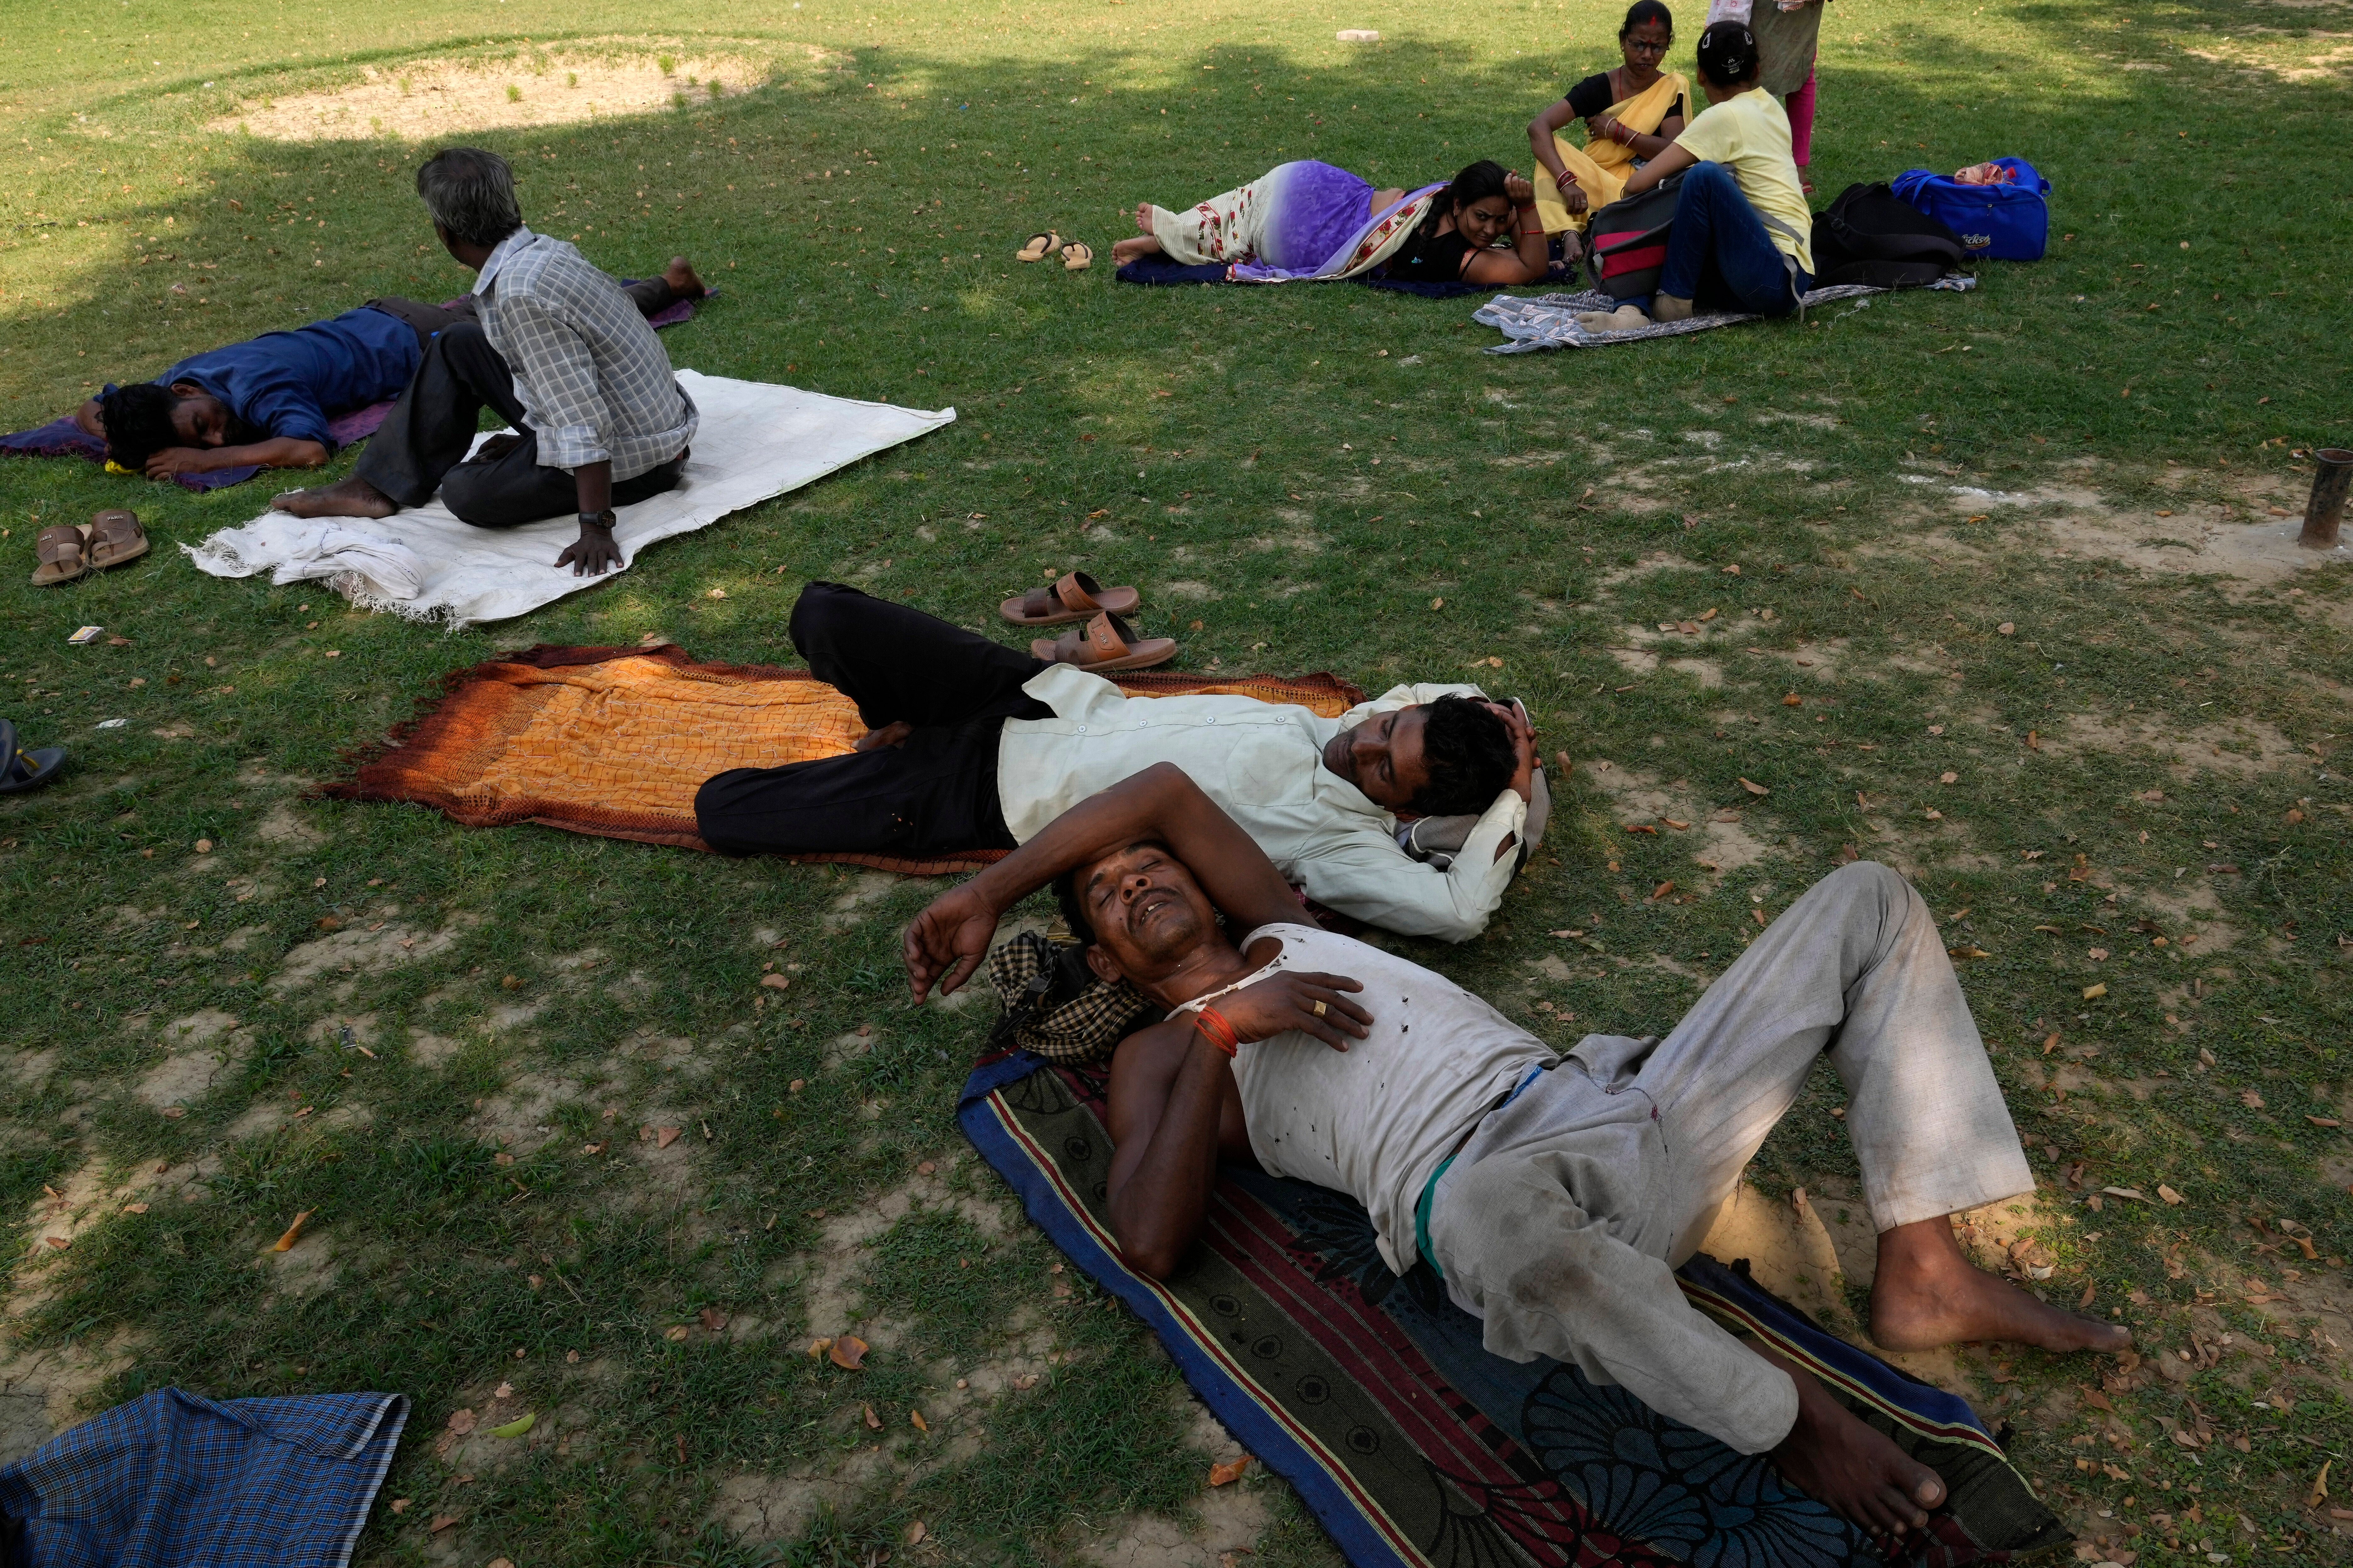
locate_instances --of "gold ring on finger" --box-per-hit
[1312,1000,1328,1018]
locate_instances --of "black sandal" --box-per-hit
[0,718,67,795]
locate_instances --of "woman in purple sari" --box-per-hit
[1110,160,1555,286]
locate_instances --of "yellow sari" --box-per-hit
[1533,70,1690,234]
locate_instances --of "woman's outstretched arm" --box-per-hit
[1526,98,1583,195]
[1622,140,1697,197]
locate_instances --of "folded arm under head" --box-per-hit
[90,382,329,480]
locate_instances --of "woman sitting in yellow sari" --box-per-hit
[1525,1,1690,239]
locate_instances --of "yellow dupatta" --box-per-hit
[1533,70,1690,234]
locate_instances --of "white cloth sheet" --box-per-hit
[183,371,955,627]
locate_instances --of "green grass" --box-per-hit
[3,0,2350,1563]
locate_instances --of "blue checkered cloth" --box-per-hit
[0,1388,408,1568]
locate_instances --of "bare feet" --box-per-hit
[1759,1344,1946,1548]
[853,720,915,752]
[270,476,396,519]
[1869,1217,2134,1355]
[1133,201,1154,236]
[663,256,708,301]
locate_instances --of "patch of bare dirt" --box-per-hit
[1578,762,1773,877]
[1935,477,2347,585]
[210,40,827,142]
[133,1010,253,1111]
[2042,711,2314,784]
[823,871,907,933]
[269,912,469,1001]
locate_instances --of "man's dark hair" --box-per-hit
[1051,868,1097,949]
[1410,695,1518,816]
[1694,19,1760,87]
[97,382,180,470]
[1620,0,1673,40]
[416,146,524,248]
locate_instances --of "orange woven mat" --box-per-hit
[321,644,1368,873]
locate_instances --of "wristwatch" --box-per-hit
[578,509,617,529]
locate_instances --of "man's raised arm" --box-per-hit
[902,762,1303,1003]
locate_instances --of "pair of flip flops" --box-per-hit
[999,570,1174,672]
[0,718,66,796]
[34,510,148,586]
[1016,231,1093,271]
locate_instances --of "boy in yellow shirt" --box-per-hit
[1578,20,1815,330]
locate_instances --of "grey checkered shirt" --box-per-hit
[473,228,696,480]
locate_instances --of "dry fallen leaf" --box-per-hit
[2157,1184,2185,1205]
[2240,1089,2264,1110]
[760,972,791,991]
[699,1307,731,1333]
[863,1403,883,1430]
[664,1326,691,1343]
[911,1408,929,1432]
[1210,1457,1251,1487]
[2082,983,2108,1000]
[831,1334,870,1370]
[446,1408,478,1435]
[2310,1115,2343,1129]
[122,1202,149,1215]
[272,1210,314,1253]
[655,1126,682,1149]
[1738,777,1769,796]
[1013,1373,1039,1389]
[906,1521,929,1546]
[2103,1186,2149,1202]
[428,1514,459,1533]
[388,1497,410,1514]
[1649,880,1676,902]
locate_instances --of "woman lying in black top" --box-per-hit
[1374,162,1553,286]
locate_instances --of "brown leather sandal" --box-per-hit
[85,509,149,571]
[1031,611,1176,673]
[32,524,90,587]
[1000,569,1142,626]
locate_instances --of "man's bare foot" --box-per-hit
[1110,235,1164,265]
[270,477,396,519]
[663,256,708,301]
[853,720,914,752]
[1869,1216,2134,1355]
[1760,1346,1947,1546]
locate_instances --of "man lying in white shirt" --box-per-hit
[696,582,1535,940]
[900,771,2130,1550]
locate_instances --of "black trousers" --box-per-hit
[361,277,679,351]
[351,318,682,528]
[694,583,1051,857]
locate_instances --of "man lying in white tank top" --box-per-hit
[902,763,2130,1551]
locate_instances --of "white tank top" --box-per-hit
[1177,924,1556,1274]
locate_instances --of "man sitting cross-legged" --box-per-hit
[695,581,1538,941]
[902,766,2129,1545]
[273,146,699,578]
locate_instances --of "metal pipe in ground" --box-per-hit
[2302,447,2352,550]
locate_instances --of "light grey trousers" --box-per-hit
[1426,861,2034,1455]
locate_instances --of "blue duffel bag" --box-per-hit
[1891,158,2051,261]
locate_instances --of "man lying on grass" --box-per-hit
[698,583,1538,941]
[81,259,705,481]
[902,766,2129,1546]
[273,146,699,576]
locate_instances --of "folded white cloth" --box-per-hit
[184,371,955,627]
[264,522,430,601]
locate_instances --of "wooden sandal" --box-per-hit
[1032,611,1176,673]
[1000,570,1141,626]
[1016,231,1061,263]
[85,509,149,572]
[1060,240,1094,272]
[32,524,90,587]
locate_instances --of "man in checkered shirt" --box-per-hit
[274,147,699,576]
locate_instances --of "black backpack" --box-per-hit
[1581,172,1686,300]
[1810,182,1966,289]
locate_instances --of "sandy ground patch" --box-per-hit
[1077,1400,1266,1568]
[824,871,907,933]
[268,911,468,1000]
[1927,475,2349,585]
[132,1009,253,1111]
[209,41,824,142]
[1578,761,1772,877]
